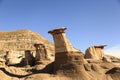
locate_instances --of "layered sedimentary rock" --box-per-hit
[48,27,89,79]
[5,50,24,65]
[48,28,75,53]
[24,50,35,67]
[0,28,120,80]
[84,45,106,59]
[0,30,54,65]
[34,43,48,64]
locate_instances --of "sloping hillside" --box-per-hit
[0,29,54,52]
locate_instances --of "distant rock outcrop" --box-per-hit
[84,45,106,59]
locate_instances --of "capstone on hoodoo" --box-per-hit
[48,27,89,79]
[84,45,106,60]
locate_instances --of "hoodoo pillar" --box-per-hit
[48,27,73,53]
[34,43,47,64]
[48,28,86,76]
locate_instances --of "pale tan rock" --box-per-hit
[48,27,77,53]
[103,56,112,62]
[86,59,102,63]
[85,45,106,60]
[34,43,48,62]
[0,30,54,66]
[48,27,84,65]
[0,58,6,67]
[106,55,120,63]
[0,28,120,80]
[24,50,35,67]
[0,30,54,62]
[5,51,24,65]
[106,67,120,80]
[48,28,90,80]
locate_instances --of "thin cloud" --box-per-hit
[105,45,120,58]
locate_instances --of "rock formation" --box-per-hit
[34,43,48,64]
[0,30,54,65]
[48,27,76,53]
[0,50,6,65]
[5,50,24,65]
[24,50,35,67]
[0,28,120,80]
[84,45,106,59]
[48,27,89,79]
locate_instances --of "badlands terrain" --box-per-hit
[0,28,120,80]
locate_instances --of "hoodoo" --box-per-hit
[0,28,120,80]
[34,43,48,64]
[85,45,106,59]
[48,27,89,79]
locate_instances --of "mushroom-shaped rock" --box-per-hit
[84,45,106,60]
[48,27,89,79]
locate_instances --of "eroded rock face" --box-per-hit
[24,50,35,67]
[34,43,48,63]
[0,30,54,52]
[103,56,112,62]
[0,30,54,65]
[106,67,120,80]
[48,28,89,79]
[5,51,24,65]
[0,50,6,62]
[48,27,83,63]
[48,28,76,53]
[0,28,120,80]
[84,45,106,60]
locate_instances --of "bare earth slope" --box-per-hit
[0,29,120,80]
[0,30,54,62]
[0,29,54,52]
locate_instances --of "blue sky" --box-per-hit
[0,0,120,55]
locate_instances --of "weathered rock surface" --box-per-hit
[34,43,48,63]
[0,28,120,80]
[102,56,112,62]
[48,27,79,53]
[0,30,54,65]
[84,45,106,59]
